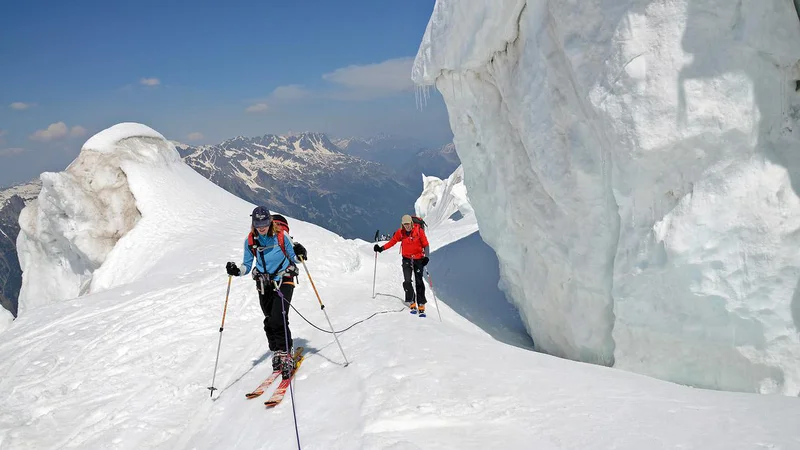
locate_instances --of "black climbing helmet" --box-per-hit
[251,206,272,228]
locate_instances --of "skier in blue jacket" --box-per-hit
[226,206,308,379]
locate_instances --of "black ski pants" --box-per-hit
[401,257,426,305]
[255,276,295,352]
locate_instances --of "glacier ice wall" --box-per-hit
[414,0,800,394]
[16,123,180,314]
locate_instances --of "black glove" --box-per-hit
[373,244,383,253]
[420,256,429,267]
[293,243,307,261]
[226,261,241,276]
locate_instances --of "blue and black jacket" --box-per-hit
[240,231,300,281]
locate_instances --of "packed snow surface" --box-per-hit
[413,0,800,394]
[0,309,11,334]
[1,124,799,449]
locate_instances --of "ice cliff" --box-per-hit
[413,0,800,394]
[15,123,225,315]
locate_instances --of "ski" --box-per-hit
[264,350,306,408]
[245,347,303,399]
[245,371,280,399]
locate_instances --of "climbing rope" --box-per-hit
[278,295,406,335]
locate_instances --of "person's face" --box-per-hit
[256,225,270,235]
[402,222,412,231]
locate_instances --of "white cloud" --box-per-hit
[30,122,68,142]
[271,84,312,100]
[140,77,161,86]
[247,57,415,107]
[10,102,36,110]
[0,147,25,157]
[321,57,415,99]
[245,103,269,113]
[187,132,204,141]
[70,126,87,138]
[29,122,87,142]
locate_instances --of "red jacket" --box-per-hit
[383,224,429,260]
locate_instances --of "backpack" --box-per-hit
[411,216,427,230]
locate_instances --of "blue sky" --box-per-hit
[0,0,451,187]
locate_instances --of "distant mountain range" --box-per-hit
[0,182,41,317]
[331,134,459,184]
[174,132,422,240]
[0,132,459,317]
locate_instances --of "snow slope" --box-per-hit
[0,309,11,333]
[413,0,800,394]
[1,125,799,449]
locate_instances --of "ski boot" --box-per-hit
[272,350,287,372]
[418,304,426,318]
[409,302,418,315]
[280,349,296,380]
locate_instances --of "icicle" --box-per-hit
[414,84,432,110]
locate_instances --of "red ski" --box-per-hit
[245,347,303,399]
[264,350,305,408]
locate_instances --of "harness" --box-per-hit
[247,231,298,291]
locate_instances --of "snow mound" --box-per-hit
[414,0,800,394]
[15,123,219,315]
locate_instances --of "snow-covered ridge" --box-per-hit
[414,0,800,394]
[0,180,40,207]
[217,132,342,156]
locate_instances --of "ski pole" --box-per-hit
[299,258,350,366]
[208,275,233,397]
[273,280,301,450]
[425,270,443,322]
[372,251,378,299]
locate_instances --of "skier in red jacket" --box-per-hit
[374,214,430,315]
